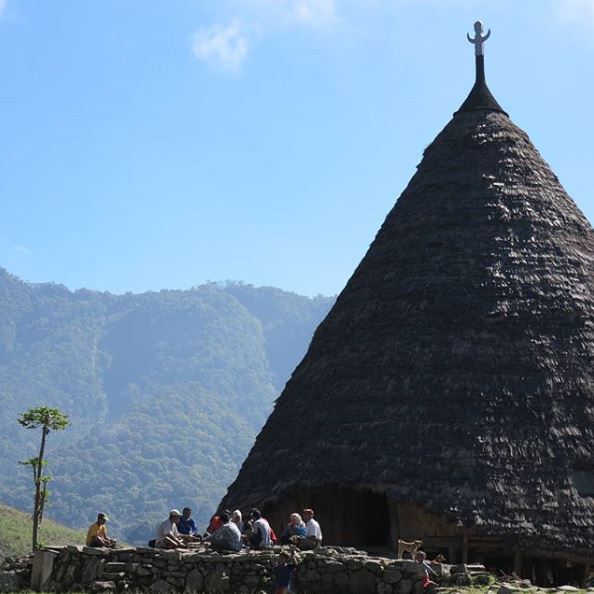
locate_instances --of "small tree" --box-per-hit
[18,406,70,550]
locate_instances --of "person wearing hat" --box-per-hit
[86,513,117,548]
[155,509,185,549]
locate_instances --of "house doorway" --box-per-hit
[265,487,391,547]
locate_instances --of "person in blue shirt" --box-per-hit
[279,513,306,545]
[177,507,199,540]
[273,549,300,594]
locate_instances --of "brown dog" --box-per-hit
[431,554,446,564]
[396,539,423,559]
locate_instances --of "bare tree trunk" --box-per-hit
[32,425,48,550]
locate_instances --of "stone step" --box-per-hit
[99,572,126,581]
[104,562,128,572]
[89,581,116,592]
[450,563,487,575]
[83,546,108,556]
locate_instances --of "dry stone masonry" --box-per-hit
[0,555,32,593]
[26,545,464,593]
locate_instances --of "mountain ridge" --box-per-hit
[0,267,334,543]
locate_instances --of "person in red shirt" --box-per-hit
[415,551,438,590]
[206,510,231,536]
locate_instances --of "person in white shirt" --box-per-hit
[249,508,272,549]
[155,509,185,549]
[302,508,323,549]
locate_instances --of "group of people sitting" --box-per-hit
[85,510,436,594]
[85,506,323,553]
[278,510,322,549]
[151,506,323,552]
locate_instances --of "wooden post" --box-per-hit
[387,497,399,550]
[579,563,590,588]
[462,531,469,564]
[534,558,548,586]
[448,541,456,565]
[513,548,523,577]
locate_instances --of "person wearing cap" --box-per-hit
[155,509,185,549]
[86,513,117,548]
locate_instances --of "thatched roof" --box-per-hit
[221,49,594,558]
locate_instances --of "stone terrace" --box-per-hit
[32,545,453,593]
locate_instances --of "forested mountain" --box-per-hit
[0,268,333,543]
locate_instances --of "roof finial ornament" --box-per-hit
[467,20,491,56]
[456,20,506,115]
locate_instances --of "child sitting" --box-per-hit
[273,549,300,594]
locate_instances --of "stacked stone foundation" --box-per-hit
[34,545,441,593]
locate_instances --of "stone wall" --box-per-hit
[0,555,32,592]
[40,545,442,594]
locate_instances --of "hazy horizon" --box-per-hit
[0,265,334,298]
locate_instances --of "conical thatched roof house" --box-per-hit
[221,23,594,582]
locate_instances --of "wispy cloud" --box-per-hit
[191,0,525,73]
[14,244,31,255]
[292,0,337,27]
[552,0,594,31]
[0,0,7,16]
[192,21,249,72]
[191,0,338,72]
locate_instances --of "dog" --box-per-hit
[396,539,423,559]
[430,554,446,565]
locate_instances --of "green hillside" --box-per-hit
[0,270,333,543]
[0,503,84,558]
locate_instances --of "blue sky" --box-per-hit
[0,0,592,297]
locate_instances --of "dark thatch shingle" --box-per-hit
[221,62,594,558]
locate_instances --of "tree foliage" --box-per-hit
[0,269,333,542]
[17,406,70,550]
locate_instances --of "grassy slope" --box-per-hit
[0,503,84,557]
